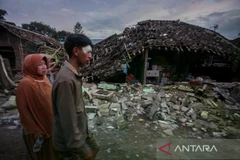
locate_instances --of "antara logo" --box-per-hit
[158,142,172,156]
[158,142,218,156]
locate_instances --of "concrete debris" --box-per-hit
[147,104,158,120]
[92,90,114,99]
[163,129,174,136]
[99,109,109,116]
[178,85,194,92]
[7,126,18,130]
[109,103,121,116]
[177,116,187,123]
[121,102,128,110]
[172,105,180,110]
[185,108,195,116]
[212,132,227,137]
[180,106,189,112]
[230,86,240,102]
[0,96,16,109]
[98,83,117,90]
[106,126,114,129]
[4,89,10,94]
[0,81,239,138]
[87,113,96,120]
[161,102,168,108]
[201,128,207,132]
[214,87,237,104]
[85,106,98,113]
[208,122,219,130]
[76,79,240,136]
[192,128,198,132]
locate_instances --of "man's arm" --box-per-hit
[55,81,82,149]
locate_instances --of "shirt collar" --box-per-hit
[64,61,82,76]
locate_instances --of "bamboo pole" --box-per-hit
[0,55,16,88]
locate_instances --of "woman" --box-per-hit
[16,54,55,160]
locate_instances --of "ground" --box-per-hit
[0,124,23,160]
[1,115,239,160]
[1,82,240,160]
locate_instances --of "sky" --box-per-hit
[1,0,240,40]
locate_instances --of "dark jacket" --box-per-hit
[52,62,88,152]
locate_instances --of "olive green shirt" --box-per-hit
[52,61,88,152]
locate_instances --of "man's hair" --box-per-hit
[64,34,93,57]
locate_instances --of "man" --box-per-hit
[52,34,100,160]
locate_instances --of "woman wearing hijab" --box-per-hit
[16,54,55,160]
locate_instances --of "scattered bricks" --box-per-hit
[163,129,174,137]
[172,105,180,110]
[85,106,98,113]
[99,108,109,116]
[185,108,195,116]
[180,106,189,112]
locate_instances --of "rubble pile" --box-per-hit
[0,81,239,138]
[83,82,240,138]
[0,95,20,129]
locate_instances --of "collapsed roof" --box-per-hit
[82,20,240,79]
[0,21,62,47]
[231,37,240,48]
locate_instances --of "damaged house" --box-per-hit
[0,21,66,89]
[82,20,240,84]
[232,37,240,48]
[231,37,240,81]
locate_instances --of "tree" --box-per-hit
[52,30,72,42]
[0,9,7,20]
[21,21,57,37]
[73,22,84,34]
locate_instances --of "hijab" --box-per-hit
[16,54,53,137]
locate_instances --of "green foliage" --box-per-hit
[73,22,84,34]
[52,30,71,42]
[21,21,73,41]
[22,21,57,37]
[45,51,60,63]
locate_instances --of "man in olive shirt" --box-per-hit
[52,34,99,160]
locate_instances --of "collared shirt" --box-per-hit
[64,61,81,76]
[52,61,88,151]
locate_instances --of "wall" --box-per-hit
[0,27,22,70]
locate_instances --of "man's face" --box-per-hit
[73,45,92,66]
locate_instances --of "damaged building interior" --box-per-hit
[0,21,66,90]
[83,20,240,84]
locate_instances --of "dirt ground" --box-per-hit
[0,115,235,160]
[0,95,239,160]
[0,120,240,160]
[0,125,23,160]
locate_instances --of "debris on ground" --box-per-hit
[0,81,240,138]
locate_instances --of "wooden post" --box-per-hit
[143,49,148,85]
[0,55,16,89]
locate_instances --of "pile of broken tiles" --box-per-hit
[0,81,239,138]
[83,81,240,138]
